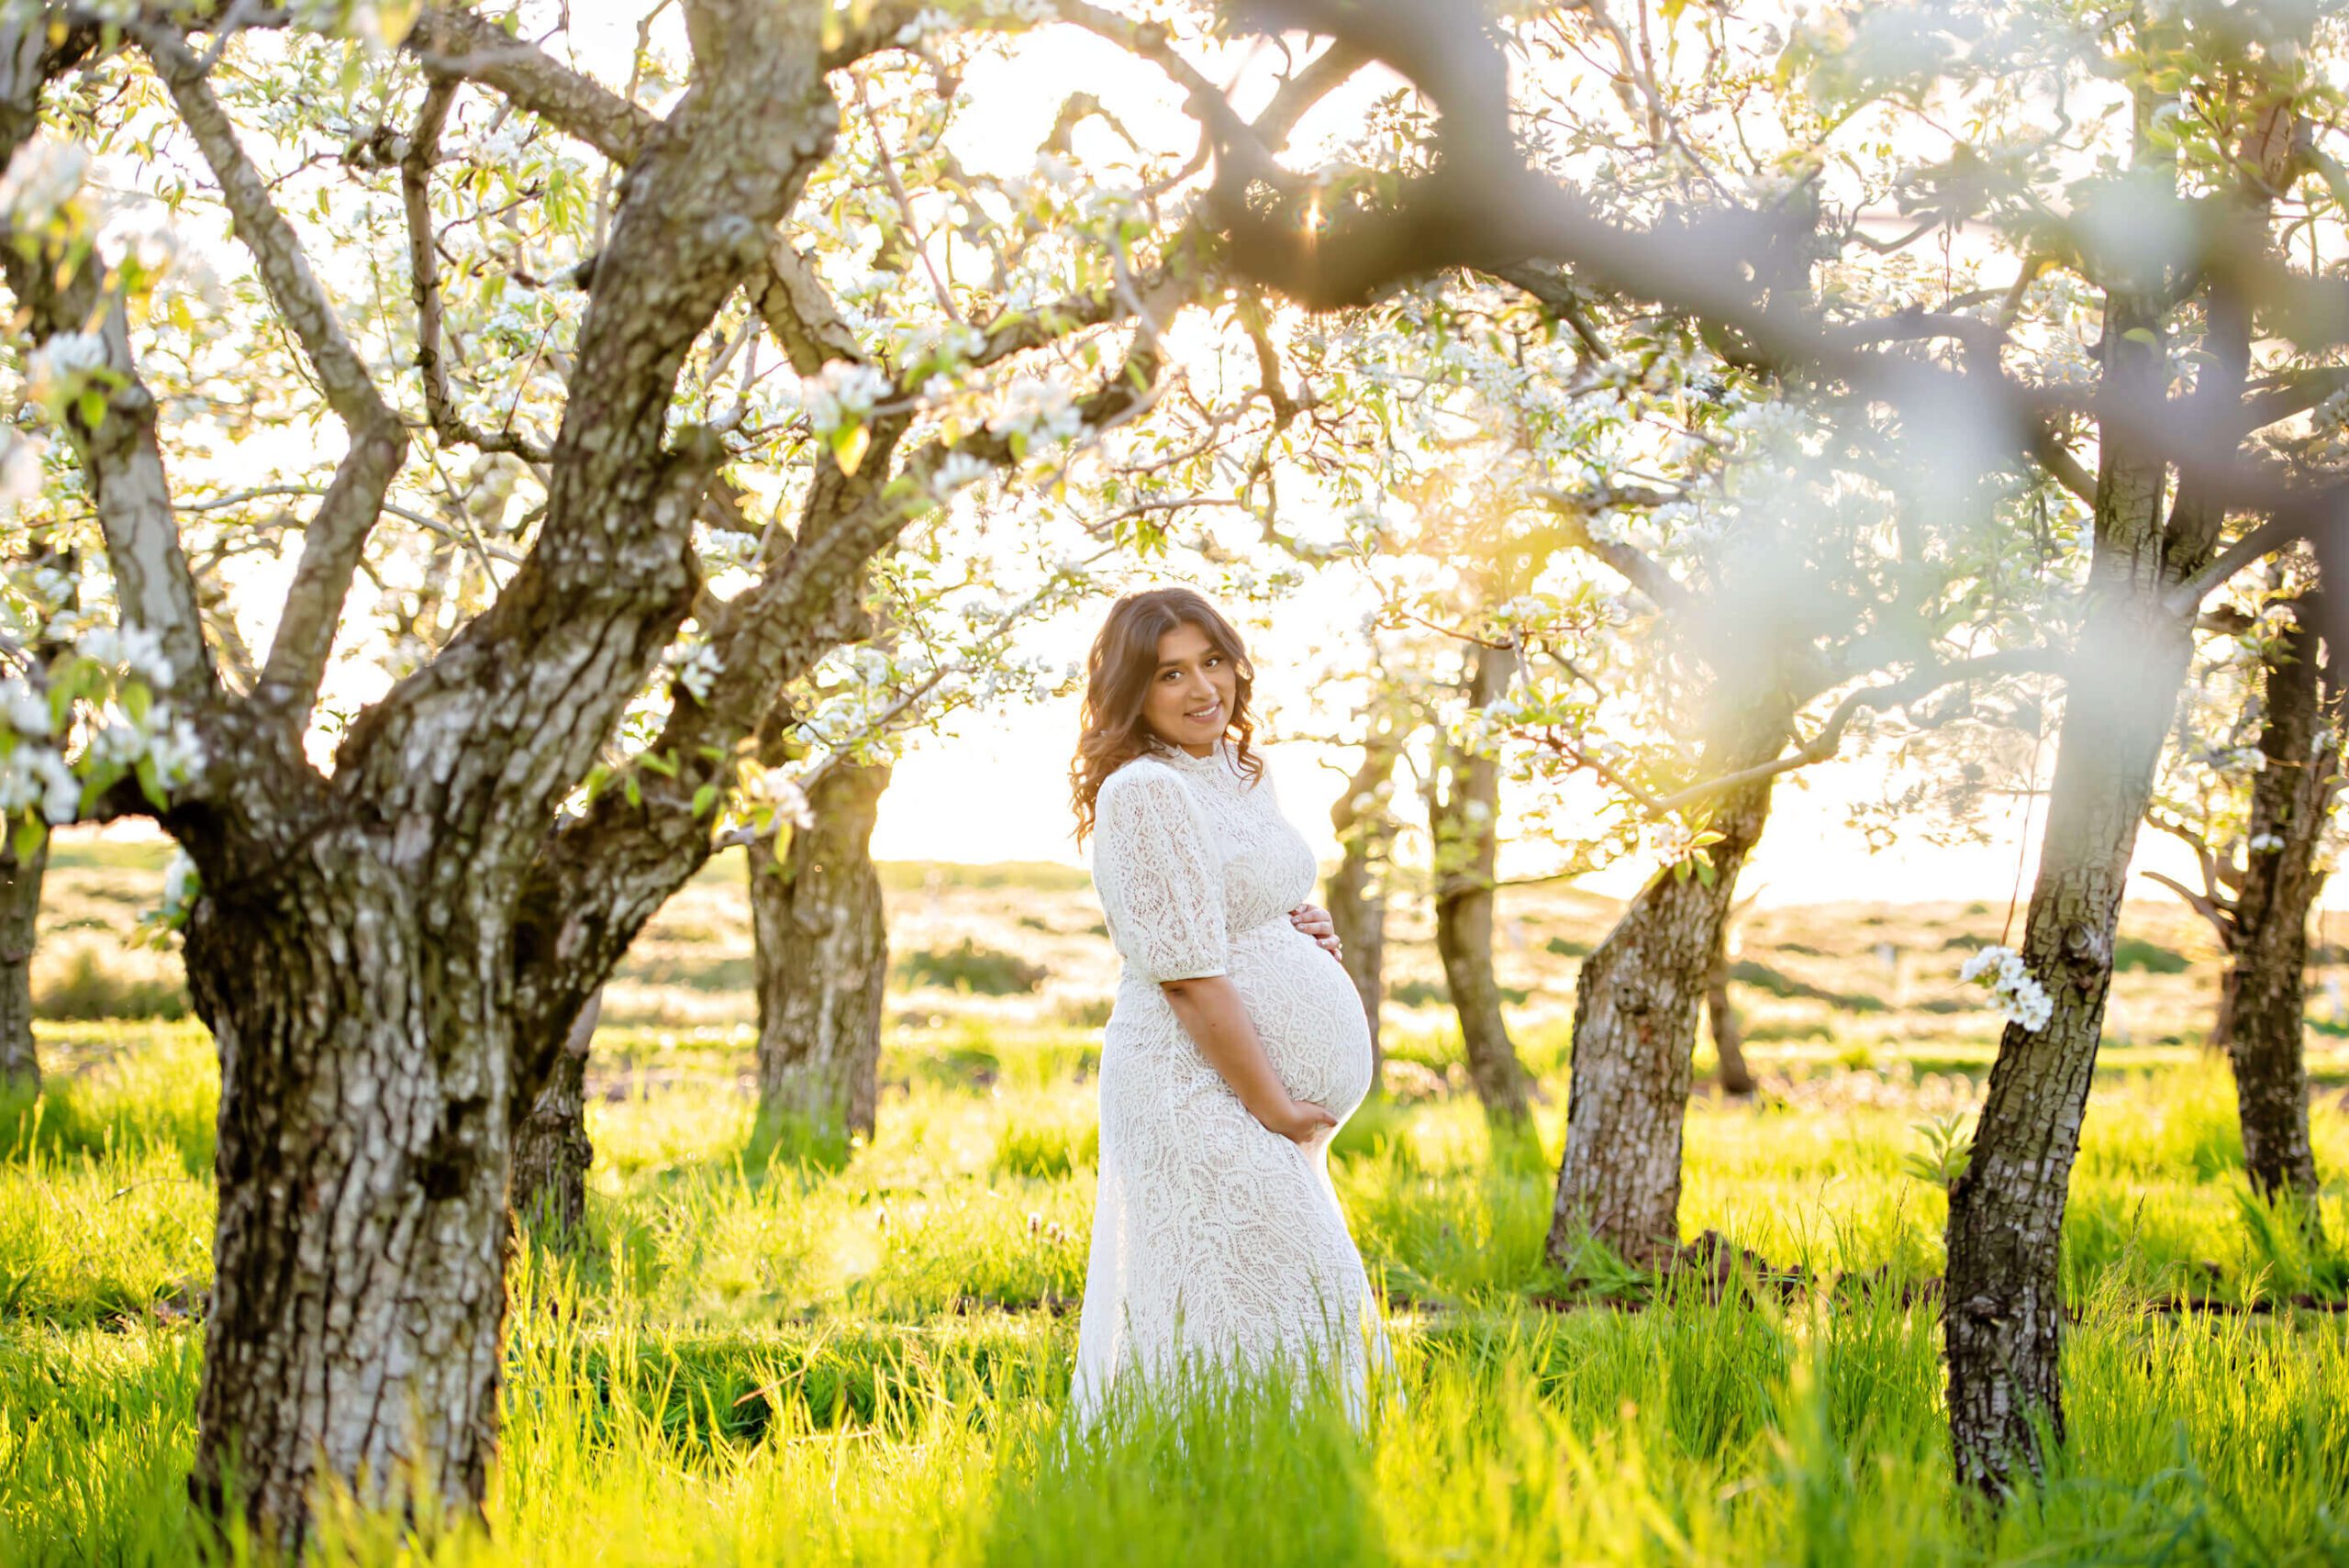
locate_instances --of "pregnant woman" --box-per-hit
[1066,586,1392,1423]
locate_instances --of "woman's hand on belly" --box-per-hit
[1287,902,1344,963]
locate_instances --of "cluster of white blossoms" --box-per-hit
[0,735,76,823]
[665,641,721,705]
[799,360,895,437]
[927,450,994,505]
[986,374,1083,449]
[0,620,205,826]
[0,135,87,228]
[27,329,108,402]
[1958,943,2054,1032]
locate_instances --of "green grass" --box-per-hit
[5,1018,2348,1563]
[9,870,2349,1567]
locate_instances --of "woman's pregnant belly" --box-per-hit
[1225,917,1374,1122]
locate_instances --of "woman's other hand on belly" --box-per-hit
[1287,902,1344,963]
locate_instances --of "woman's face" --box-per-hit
[1141,620,1237,756]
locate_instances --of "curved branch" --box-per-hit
[400,75,553,462]
[1648,647,2065,815]
[140,22,408,714]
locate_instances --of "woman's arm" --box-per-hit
[1160,975,1337,1146]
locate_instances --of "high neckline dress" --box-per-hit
[1072,735,1393,1422]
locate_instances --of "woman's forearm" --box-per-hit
[1160,974,1310,1131]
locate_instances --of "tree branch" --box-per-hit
[400,74,553,462]
[1647,647,2064,815]
[0,21,213,710]
[141,21,408,715]
[1533,484,1694,614]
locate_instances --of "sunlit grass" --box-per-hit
[6,967,2349,1562]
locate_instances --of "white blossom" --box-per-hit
[0,136,86,228]
[0,744,78,824]
[159,847,199,921]
[0,432,46,506]
[0,678,48,737]
[28,330,107,397]
[1958,943,2054,1032]
[986,374,1083,448]
[799,360,894,437]
[929,451,992,500]
[670,643,720,704]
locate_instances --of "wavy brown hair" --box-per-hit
[1070,586,1265,845]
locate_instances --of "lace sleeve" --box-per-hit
[1092,764,1229,983]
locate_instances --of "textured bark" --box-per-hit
[1327,728,1402,1084]
[1548,763,1774,1265]
[510,992,600,1240]
[0,826,43,1097]
[1427,645,1531,1125]
[1943,284,2199,1494]
[2224,604,2331,1207]
[1706,931,1754,1097]
[1943,55,2301,1486]
[753,761,892,1141]
[182,857,515,1541]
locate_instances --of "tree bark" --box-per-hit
[1547,765,1773,1266]
[1328,726,1402,1086]
[1943,279,2200,1494]
[1427,644,1532,1126]
[0,825,43,1098]
[1706,927,1754,1096]
[509,992,600,1240]
[753,760,892,1142]
[181,859,516,1540]
[2223,601,2331,1207]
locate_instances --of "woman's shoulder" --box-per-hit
[1097,751,1185,803]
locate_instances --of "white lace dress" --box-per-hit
[1071,736,1391,1421]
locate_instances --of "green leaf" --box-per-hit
[691,784,718,818]
[12,813,44,863]
[831,423,872,475]
[2122,327,2159,346]
[622,773,641,808]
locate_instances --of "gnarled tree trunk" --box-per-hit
[1427,644,1531,1125]
[753,760,892,1141]
[2224,600,2331,1207]
[183,853,519,1537]
[510,991,600,1239]
[1547,762,1774,1266]
[1328,725,1402,1085]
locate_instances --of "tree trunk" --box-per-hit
[1547,769,1773,1266]
[181,859,517,1540]
[1428,644,1531,1126]
[2209,963,2239,1053]
[509,992,600,1240]
[1328,727,1402,1086]
[0,826,43,1098]
[1706,929,1754,1096]
[2223,602,2331,1207]
[1943,284,2197,1494]
[753,760,892,1141]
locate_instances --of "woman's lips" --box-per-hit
[1186,698,1222,722]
